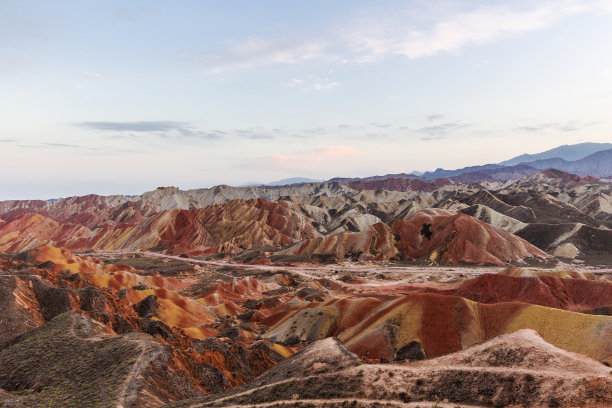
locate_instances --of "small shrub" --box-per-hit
[398,391,411,402]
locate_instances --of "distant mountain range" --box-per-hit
[237,143,612,188]
[328,143,612,185]
[241,177,323,187]
[419,143,612,180]
[499,142,612,166]
[520,148,612,175]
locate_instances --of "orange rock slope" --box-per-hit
[0,246,295,401]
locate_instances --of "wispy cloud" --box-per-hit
[42,142,82,148]
[233,128,275,140]
[15,142,105,151]
[427,114,445,122]
[513,121,600,133]
[206,1,608,72]
[79,121,185,132]
[83,71,102,79]
[0,139,15,143]
[76,121,301,141]
[420,136,447,141]
[344,2,598,62]
[76,121,222,140]
[287,76,339,91]
[417,122,469,138]
[208,39,327,73]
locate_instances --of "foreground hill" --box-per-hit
[0,311,191,407]
[169,330,612,408]
[0,246,610,406]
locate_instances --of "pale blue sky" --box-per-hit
[1,0,611,199]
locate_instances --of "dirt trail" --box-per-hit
[219,399,482,407]
[83,250,492,285]
[67,314,158,408]
[186,363,595,408]
[115,335,162,408]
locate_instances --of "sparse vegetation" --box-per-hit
[0,312,141,408]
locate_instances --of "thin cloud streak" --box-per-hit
[208,39,328,73]
[77,121,222,140]
[427,114,445,122]
[417,122,469,136]
[83,71,102,79]
[78,121,187,132]
[287,77,340,91]
[513,121,601,133]
[207,0,608,72]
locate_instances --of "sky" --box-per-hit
[1,0,611,199]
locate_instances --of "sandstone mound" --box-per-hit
[430,328,608,370]
[275,222,397,262]
[460,204,527,233]
[254,337,358,385]
[392,209,551,265]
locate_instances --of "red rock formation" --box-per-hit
[0,199,320,255]
[391,208,550,265]
[356,272,612,312]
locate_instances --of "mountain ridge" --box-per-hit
[499,142,612,166]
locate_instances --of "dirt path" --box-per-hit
[219,398,482,407]
[83,250,493,284]
[185,362,595,408]
[114,334,163,408]
[67,313,153,408]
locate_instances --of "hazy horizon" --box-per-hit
[2,0,611,200]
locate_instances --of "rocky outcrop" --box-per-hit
[391,209,551,265]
